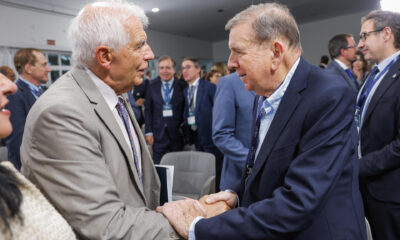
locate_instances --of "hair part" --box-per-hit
[67,0,149,67]
[158,55,176,68]
[182,57,201,68]
[13,48,42,74]
[225,3,301,49]
[328,34,353,59]
[362,10,400,49]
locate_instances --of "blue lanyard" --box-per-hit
[356,55,399,112]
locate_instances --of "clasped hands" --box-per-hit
[156,191,237,239]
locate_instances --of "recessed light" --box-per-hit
[152,8,160,13]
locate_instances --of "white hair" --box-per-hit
[68,0,148,67]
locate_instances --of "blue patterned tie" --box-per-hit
[32,86,44,98]
[345,68,358,88]
[115,97,142,185]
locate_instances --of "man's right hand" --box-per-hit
[145,135,154,145]
[205,191,237,209]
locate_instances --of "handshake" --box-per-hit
[156,191,237,239]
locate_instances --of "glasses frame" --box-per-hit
[359,27,386,42]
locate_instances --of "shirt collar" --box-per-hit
[161,78,174,87]
[263,57,301,111]
[376,50,400,72]
[334,59,349,70]
[189,77,200,88]
[19,76,40,91]
[84,67,120,110]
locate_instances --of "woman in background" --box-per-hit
[352,51,369,87]
[206,69,222,85]
[0,73,75,240]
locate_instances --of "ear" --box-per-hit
[95,46,113,70]
[270,41,284,71]
[24,64,32,75]
[382,26,392,42]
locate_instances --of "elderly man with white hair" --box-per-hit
[20,1,180,239]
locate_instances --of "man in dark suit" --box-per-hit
[182,57,223,190]
[212,73,255,190]
[356,10,400,240]
[157,3,366,240]
[5,48,50,170]
[128,77,148,127]
[327,34,359,92]
[145,56,185,164]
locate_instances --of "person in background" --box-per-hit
[157,3,366,239]
[20,1,179,239]
[211,62,229,76]
[356,9,400,240]
[0,66,16,82]
[5,48,50,170]
[205,69,222,85]
[145,56,186,164]
[352,51,369,87]
[128,76,148,127]
[0,73,75,240]
[318,55,329,69]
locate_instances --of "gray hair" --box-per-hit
[68,0,149,67]
[225,3,301,49]
[362,10,400,49]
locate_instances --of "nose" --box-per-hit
[46,64,51,73]
[144,44,155,61]
[0,74,17,96]
[357,40,364,49]
[228,53,238,70]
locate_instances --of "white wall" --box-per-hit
[0,4,213,65]
[211,11,370,65]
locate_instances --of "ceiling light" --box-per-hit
[380,0,400,12]
[152,8,160,13]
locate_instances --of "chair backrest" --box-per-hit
[160,151,215,199]
[0,146,8,161]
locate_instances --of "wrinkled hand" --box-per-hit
[156,199,206,239]
[204,191,237,209]
[198,194,231,218]
[145,135,154,145]
[136,98,145,107]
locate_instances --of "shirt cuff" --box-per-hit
[188,216,204,240]
[145,132,153,136]
[224,189,239,207]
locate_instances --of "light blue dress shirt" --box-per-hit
[19,77,42,99]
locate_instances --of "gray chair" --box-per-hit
[160,151,216,200]
[0,146,8,161]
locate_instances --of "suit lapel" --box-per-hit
[17,79,37,106]
[333,61,357,91]
[195,78,204,113]
[70,67,147,200]
[246,58,308,186]
[154,78,164,105]
[363,58,400,125]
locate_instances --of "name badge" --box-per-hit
[163,104,173,117]
[187,112,196,125]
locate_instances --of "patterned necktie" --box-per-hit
[115,97,142,185]
[356,66,380,114]
[33,86,44,98]
[189,85,195,112]
[345,68,358,88]
[164,82,170,103]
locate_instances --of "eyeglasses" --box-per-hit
[359,27,385,42]
[344,44,357,49]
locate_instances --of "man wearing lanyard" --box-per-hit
[182,57,223,191]
[356,10,400,240]
[5,48,50,170]
[145,56,186,164]
[157,3,366,239]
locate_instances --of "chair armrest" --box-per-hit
[200,176,216,197]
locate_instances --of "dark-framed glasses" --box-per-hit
[359,27,385,42]
[344,44,358,49]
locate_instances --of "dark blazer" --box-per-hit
[5,79,37,170]
[145,77,185,147]
[195,58,366,240]
[327,60,359,92]
[183,78,216,147]
[212,73,255,189]
[128,78,148,126]
[359,57,400,203]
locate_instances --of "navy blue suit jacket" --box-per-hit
[145,77,185,146]
[212,73,255,189]
[327,60,359,92]
[359,57,400,203]
[195,58,366,239]
[128,78,148,126]
[183,78,216,147]
[5,79,37,169]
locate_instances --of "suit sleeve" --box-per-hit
[212,78,249,163]
[23,103,177,240]
[359,95,400,177]
[195,81,358,239]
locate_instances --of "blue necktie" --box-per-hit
[115,97,142,185]
[345,68,358,88]
[356,66,380,114]
[164,82,170,103]
[33,86,44,98]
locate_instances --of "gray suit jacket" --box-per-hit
[326,60,358,92]
[21,66,179,239]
